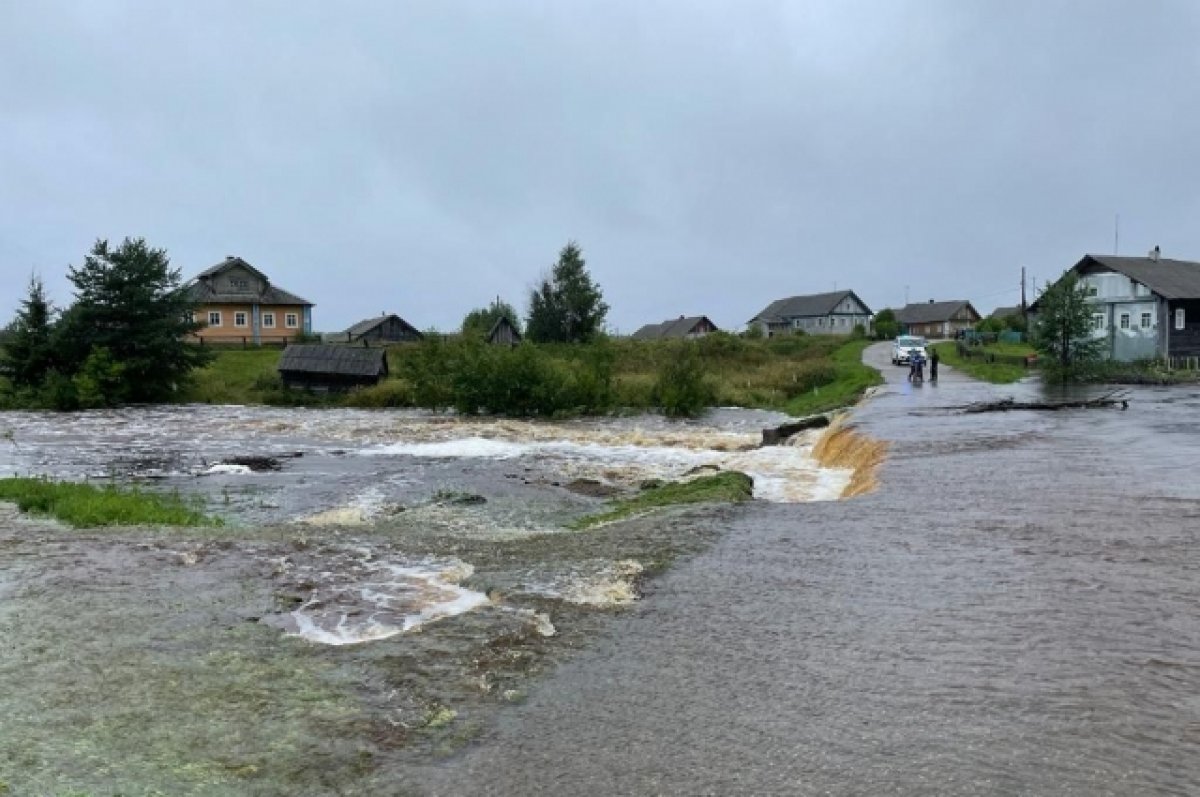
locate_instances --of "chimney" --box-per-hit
[928,299,935,304]
[1149,245,1161,261]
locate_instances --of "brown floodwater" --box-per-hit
[414,344,1200,796]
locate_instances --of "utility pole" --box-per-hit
[1114,213,1120,254]
[1020,266,1027,312]
[904,285,910,305]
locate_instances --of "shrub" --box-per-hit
[652,345,715,417]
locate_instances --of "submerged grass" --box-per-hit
[570,471,754,530]
[0,477,220,527]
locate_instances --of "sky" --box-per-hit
[3,0,1199,334]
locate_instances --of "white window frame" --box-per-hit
[184,310,195,324]
[1119,313,1130,329]
[1176,308,1186,330]
[1141,312,1152,328]
[234,311,248,328]
[1092,313,1106,331]
[285,312,299,329]
[208,311,222,327]
[262,312,276,329]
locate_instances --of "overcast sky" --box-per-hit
[3,1,1199,333]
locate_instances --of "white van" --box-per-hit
[891,335,927,366]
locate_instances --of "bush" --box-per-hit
[652,345,715,417]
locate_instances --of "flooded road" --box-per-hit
[3,344,1200,795]
[417,344,1200,796]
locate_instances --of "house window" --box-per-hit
[262,312,275,328]
[1176,308,1186,330]
[184,310,195,324]
[285,313,299,328]
[1141,312,1152,328]
[1119,313,1130,329]
[234,311,248,327]
[1091,313,1105,331]
[229,278,248,290]
[1087,285,1099,297]
[818,318,824,327]
[208,311,222,327]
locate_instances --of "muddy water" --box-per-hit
[5,349,1200,795]
[417,345,1200,796]
[0,403,846,795]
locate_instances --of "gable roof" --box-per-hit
[486,316,522,342]
[278,344,387,377]
[631,315,717,340]
[989,305,1022,319]
[895,300,979,324]
[748,290,872,324]
[1076,254,1200,299]
[342,313,422,339]
[184,256,313,307]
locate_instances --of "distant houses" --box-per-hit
[339,313,423,344]
[184,256,313,344]
[894,300,980,339]
[277,344,388,390]
[1031,250,1200,362]
[631,315,719,341]
[747,291,872,337]
[989,305,1023,321]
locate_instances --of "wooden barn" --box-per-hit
[277,344,388,390]
[340,313,423,344]
[486,316,522,346]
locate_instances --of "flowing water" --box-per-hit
[4,345,1200,795]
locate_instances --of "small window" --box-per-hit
[229,278,249,290]
[234,311,248,327]
[1092,313,1106,331]
[262,312,275,328]
[184,310,195,324]
[818,318,824,327]
[208,311,222,327]
[1176,308,1186,330]
[1119,313,1130,329]
[286,313,299,329]
[1141,312,1152,328]
[1087,286,1099,297]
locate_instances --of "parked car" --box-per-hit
[891,335,927,365]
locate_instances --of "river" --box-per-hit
[2,343,1199,795]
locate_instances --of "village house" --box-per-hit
[895,300,981,339]
[1033,249,1200,362]
[989,305,1024,322]
[339,313,423,344]
[747,291,872,337]
[184,256,313,344]
[277,344,388,390]
[631,315,719,340]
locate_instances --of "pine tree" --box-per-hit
[1,275,56,388]
[56,237,209,403]
[526,241,608,343]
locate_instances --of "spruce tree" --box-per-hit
[1,275,56,388]
[526,241,608,343]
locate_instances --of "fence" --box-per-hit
[1166,356,1200,371]
[195,335,297,349]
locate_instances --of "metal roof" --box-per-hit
[1079,254,1200,299]
[631,315,716,340]
[894,300,979,324]
[184,256,313,306]
[748,290,872,324]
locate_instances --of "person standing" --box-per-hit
[930,348,940,382]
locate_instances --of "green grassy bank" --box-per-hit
[180,334,882,418]
[0,477,220,527]
[570,471,755,530]
[932,340,1037,384]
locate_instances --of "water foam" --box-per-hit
[266,547,490,645]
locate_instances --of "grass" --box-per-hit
[164,334,884,417]
[932,341,1036,384]
[570,471,754,530]
[0,477,221,527]
[179,348,282,404]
